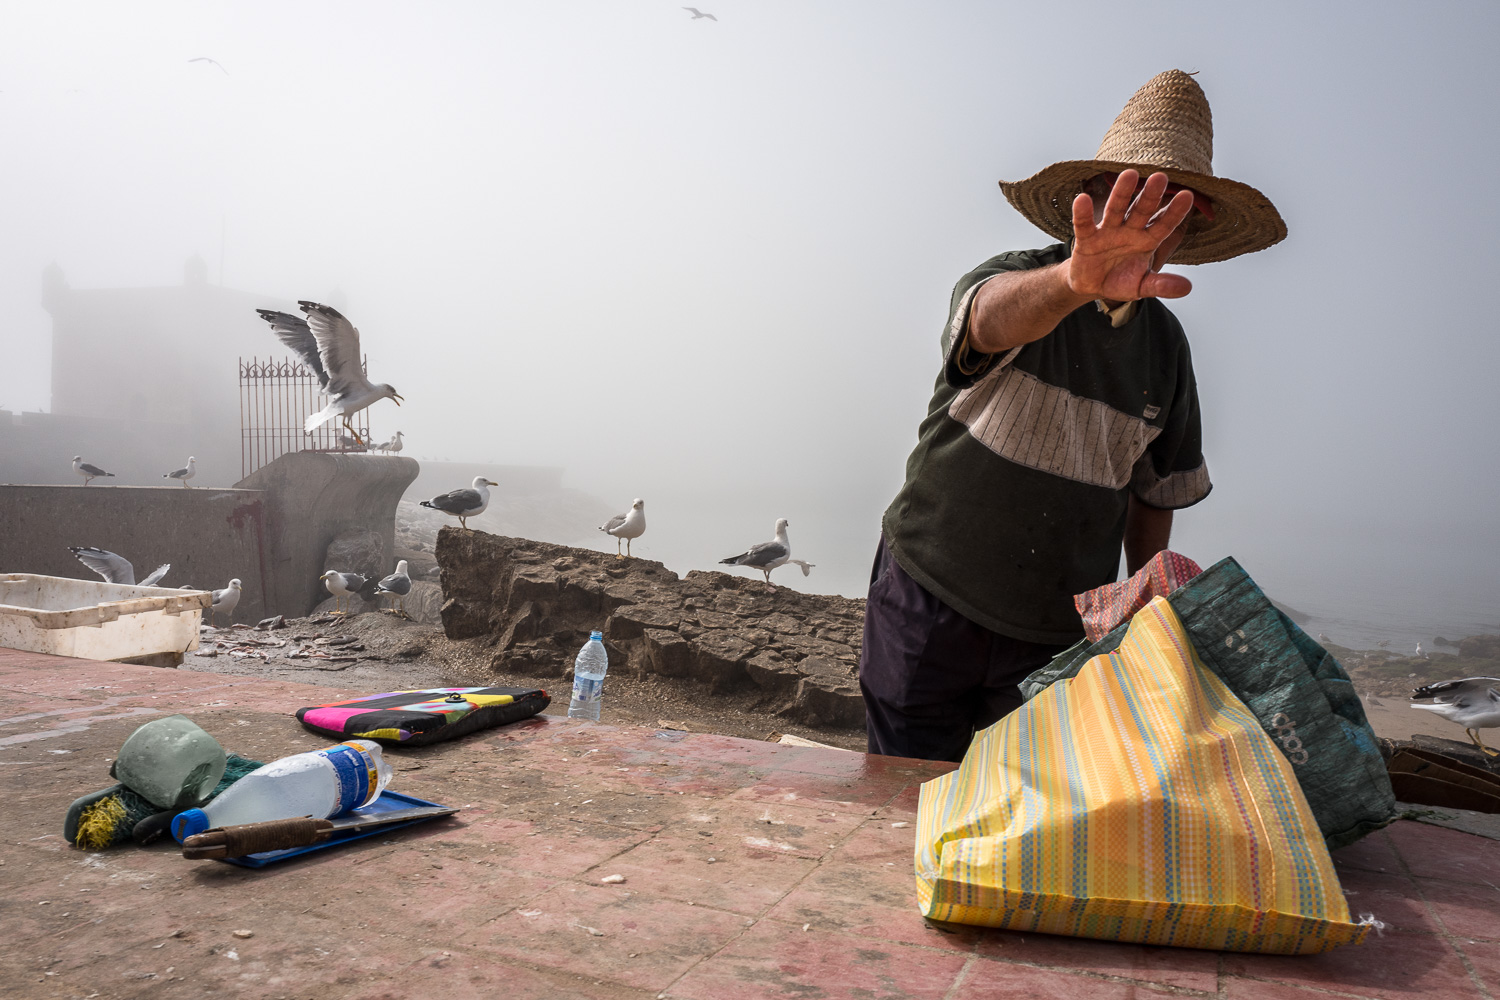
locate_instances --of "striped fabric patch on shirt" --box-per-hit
[949,364,1160,491]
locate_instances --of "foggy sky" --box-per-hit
[2,1,1497,634]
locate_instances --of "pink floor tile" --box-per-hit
[951,957,1185,999]
[463,881,751,993]
[1459,938,1500,995]
[1331,828,1403,874]
[1385,820,1500,882]
[1223,928,1484,1000]
[974,929,1219,993]
[344,946,661,1000]
[767,861,981,953]
[586,830,817,916]
[669,919,969,1000]
[1414,875,1500,942]
[1333,867,1444,934]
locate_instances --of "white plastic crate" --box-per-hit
[0,574,210,663]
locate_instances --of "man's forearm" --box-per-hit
[1124,496,1173,575]
[967,263,1093,355]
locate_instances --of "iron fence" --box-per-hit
[238,355,371,479]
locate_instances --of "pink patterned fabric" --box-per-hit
[1074,550,1203,642]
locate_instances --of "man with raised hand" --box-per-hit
[862,69,1286,762]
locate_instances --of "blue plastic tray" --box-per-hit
[221,790,454,868]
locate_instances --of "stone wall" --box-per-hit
[436,530,867,729]
[0,484,272,622]
[236,452,420,616]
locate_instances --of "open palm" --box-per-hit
[1067,170,1195,302]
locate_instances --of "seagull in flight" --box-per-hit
[188,57,229,75]
[68,546,170,587]
[255,302,403,446]
[683,7,717,19]
[721,518,792,587]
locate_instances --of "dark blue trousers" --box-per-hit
[858,536,1071,762]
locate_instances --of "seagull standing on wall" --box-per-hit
[721,518,792,587]
[163,456,196,487]
[73,457,115,485]
[600,499,646,558]
[255,302,403,446]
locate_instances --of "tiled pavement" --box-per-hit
[2,646,1497,999]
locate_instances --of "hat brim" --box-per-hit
[999,160,1286,265]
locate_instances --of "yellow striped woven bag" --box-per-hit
[915,597,1369,954]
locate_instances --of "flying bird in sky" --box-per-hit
[256,302,403,446]
[188,57,229,75]
[721,518,792,586]
[68,546,169,587]
[683,7,717,20]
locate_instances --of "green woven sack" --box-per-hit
[1021,556,1398,850]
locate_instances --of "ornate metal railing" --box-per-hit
[238,355,369,478]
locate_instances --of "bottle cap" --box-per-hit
[590,630,603,641]
[172,808,210,843]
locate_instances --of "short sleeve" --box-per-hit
[941,247,1061,389]
[1129,336,1212,510]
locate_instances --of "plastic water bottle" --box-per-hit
[171,739,392,842]
[568,630,609,721]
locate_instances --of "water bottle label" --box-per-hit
[571,675,604,705]
[318,742,378,813]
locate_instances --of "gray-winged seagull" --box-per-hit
[420,476,497,532]
[375,559,413,615]
[255,302,403,445]
[73,457,115,485]
[163,456,196,487]
[68,546,169,587]
[320,570,378,616]
[600,499,646,558]
[1411,677,1500,756]
[720,518,791,586]
[209,578,242,626]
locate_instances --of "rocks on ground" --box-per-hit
[435,529,867,730]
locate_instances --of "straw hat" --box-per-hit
[999,70,1285,265]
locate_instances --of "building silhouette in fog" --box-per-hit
[0,257,299,487]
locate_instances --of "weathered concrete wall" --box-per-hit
[436,530,866,729]
[0,485,272,623]
[237,452,420,616]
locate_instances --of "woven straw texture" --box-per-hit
[915,597,1368,954]
[1000,70,1286,265]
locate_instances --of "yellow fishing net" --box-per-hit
[916,597,1369,954]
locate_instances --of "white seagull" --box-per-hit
[786,559,816,577]
[73,456,115,485]
[187,57,229,75]
[163,456,196,487]
[683,7,717,19]
[320,570,378,615]
[375,559,413,615]
[1411,677,1500,757]
[721,518,792,586]
[420,477,497,532]
[255,302,403,445]
[209,578,242,626]
[599,499,646,558]
[386,431,404,455]
[68,546,169,587]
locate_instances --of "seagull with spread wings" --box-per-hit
[683,7,717,19]
[255,302,403,446]
[188,57,229,75]
[68,546,170,587]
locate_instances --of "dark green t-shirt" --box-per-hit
[881,244,1210,644]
